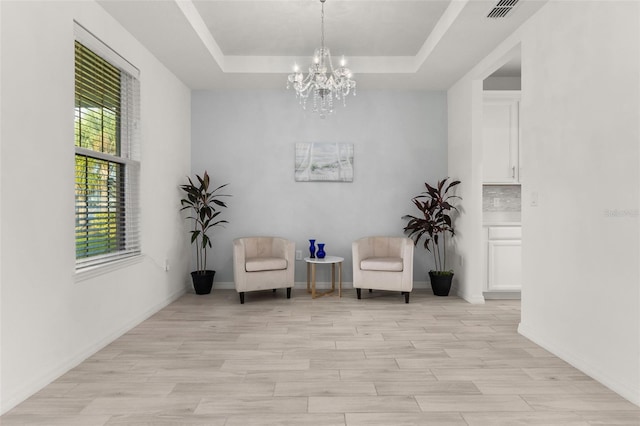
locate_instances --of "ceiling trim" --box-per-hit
[415,0,467,66]
[223,55,418,74]
[95,0,544,89]
[174,0,466,75]
[175,0,224,68]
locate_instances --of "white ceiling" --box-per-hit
[97,0,544,90]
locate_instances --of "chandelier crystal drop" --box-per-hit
[287,0,356,118]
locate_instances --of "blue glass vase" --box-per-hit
[309,239,316,258]
[316,243,326,259]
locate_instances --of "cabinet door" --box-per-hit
[483,98,519,183]
[487,240,522,291]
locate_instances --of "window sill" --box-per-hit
[75,255,144,283]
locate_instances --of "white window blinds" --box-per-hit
[74,24,140,270]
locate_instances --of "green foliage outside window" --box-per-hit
[74,41,125,260]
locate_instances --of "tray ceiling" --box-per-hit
[97,0,545,90]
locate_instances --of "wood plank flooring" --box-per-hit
[3,289,639,425]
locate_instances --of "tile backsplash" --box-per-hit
[483,185,521,212]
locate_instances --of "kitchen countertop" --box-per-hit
[484,221,522,227]
[483,212,521,226]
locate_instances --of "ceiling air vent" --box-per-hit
[487,0,520,18]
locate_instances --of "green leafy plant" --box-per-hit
[180,171,230,274]
[403,177,461,274]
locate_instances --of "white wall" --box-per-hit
[483,76,521,91]
[518,1,640,406]
[448,41,521,305]
[191,90,448,287]
[447,79,485,304]
[0,1,192,413]
[448,0,640,406]
[0,0,3,407]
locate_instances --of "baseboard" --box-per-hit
[518,322,640,407]
[455,287,485,304]
[214,281,431,291]
[212,281,237,290]
[213,281,354,291]
[1,287,186,415]
[483,291,521,300]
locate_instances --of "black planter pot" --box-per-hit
[191,270,215,295]
[429,271,453,296]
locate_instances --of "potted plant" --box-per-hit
[180,171,229,295]
[402,177,461,296]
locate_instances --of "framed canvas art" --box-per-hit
[295,142,354,182]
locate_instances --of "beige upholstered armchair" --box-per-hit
[233,237,295,304]
[352,236,414,303]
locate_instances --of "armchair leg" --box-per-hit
[403,292,410,304]
[286,287,292,299]
[239,292,245,304]
[356,288,361,299]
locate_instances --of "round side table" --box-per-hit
[304,256,344,298]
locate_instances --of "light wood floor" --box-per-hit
[3,288,640,425]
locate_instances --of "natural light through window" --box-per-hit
[74,28,140,270]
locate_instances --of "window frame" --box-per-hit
[74,23,141,274]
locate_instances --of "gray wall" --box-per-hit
[191,89,448,286]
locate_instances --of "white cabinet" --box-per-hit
[488,240,522,291]
[483,92,520,183]
[484,226,522,292]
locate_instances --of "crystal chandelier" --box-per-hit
[287,0,356,118]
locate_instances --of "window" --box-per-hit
[74,25,140,270]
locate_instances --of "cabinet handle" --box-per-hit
[512,166,515,179]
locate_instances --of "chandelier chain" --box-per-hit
[320,1,325,50]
